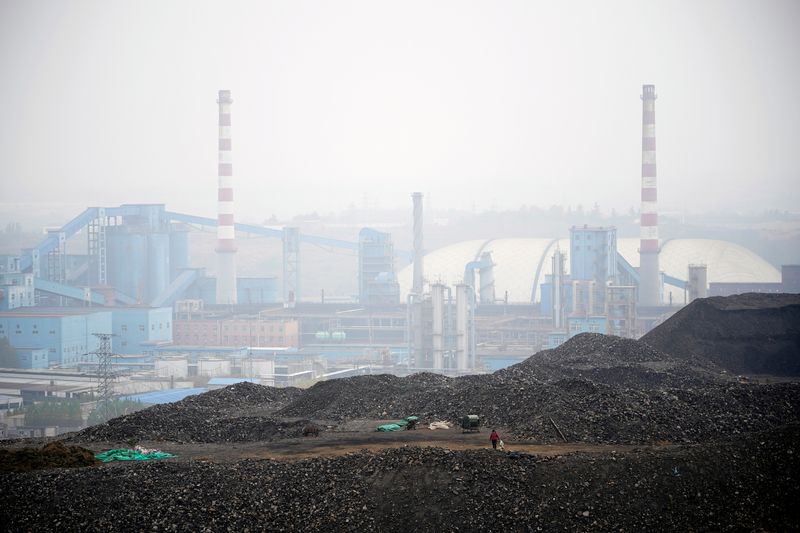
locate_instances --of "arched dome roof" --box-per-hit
[397,237,780,304]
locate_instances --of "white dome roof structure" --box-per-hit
[397,238,780,304]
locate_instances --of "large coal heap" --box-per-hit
[643,293,800,375]
[3,426,799,532]
[68,382,308,444]
[271,333,800,444]
[64,295,800,445]
[497,332,723,388]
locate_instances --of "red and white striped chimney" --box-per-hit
[638,84,660,306]
[215,89,237,305]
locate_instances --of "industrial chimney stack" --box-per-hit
[412,192,424,295]
[638,84,660,306]
[215,90,237,305]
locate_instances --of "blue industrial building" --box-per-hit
[567,315,608,336]
[0,265,35,311]
[358,228,400,306]
[15,347,49,369]
[569,226,617,282]
[0,308,112,367]
[111,307,173,354]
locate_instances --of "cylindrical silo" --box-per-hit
[169,224,190,282]
[147,232,170,302]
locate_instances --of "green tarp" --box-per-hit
[376,416,419,432]
[95,449,177,463]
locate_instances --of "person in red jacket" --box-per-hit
[490,429,500,449]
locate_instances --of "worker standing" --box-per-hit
[490,429,500,450]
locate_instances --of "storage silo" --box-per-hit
[147,232,170,302]
[169,224,190,282]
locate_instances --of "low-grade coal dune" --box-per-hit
[6,293,800,532]
[642,293,800,375]
[2,426,798,532]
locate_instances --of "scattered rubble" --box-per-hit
[0,441,98,472]
[643,293,800,376]
[3,426,798,531]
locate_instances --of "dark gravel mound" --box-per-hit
[68,382,308,444]
[69,332,800,445]
[180,381,303,412]
[0,441,98,472]
[3,426,798,532]
[643,293,800,375]
[498,333,722,388]
[276,373,453,420]
[275,366,800,444]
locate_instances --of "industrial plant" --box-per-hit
[0,86,796,438]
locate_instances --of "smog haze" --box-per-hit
[1,0,798,221]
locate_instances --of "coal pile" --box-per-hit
[0,441,98,472]
[498,333,723,388]
[643,293,800,375]
[272,334,800,444]
[178,381,302,413]
[68,382,310,444]
[3,426,798,532]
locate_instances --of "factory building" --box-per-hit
[0,308,112,367]
[398,238,780,306]
[14,348,49,369]
[173,312,299,348]
[111,307,173,354]
[358,228,400,306]
[0,83,792,379]
[0,263,35,311]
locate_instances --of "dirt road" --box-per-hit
[79,424,671,463]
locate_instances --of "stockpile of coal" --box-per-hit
[0,441,98,472]
[68,382,308,444]
[178,381,302,413]
[643,293,800,376]
[275,334,800,443]
[3,426,798,532]
[67,323,800,445]
[498,333,723,388]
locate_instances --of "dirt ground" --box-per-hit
[72,421,670,463]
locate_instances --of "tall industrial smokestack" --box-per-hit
[639,84,660,306]
[412,192,424,295]
[215,89,237,305]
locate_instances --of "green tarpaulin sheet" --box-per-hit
[376,416,419,432]
[95,449,176,463]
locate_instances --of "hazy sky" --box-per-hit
[1,0,798,220]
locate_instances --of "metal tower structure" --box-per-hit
[216,89,238,305]
[639,84,660,306]
[87,208,117,286]
[91,333,116,422]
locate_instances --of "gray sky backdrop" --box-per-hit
[1,0,798,220]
